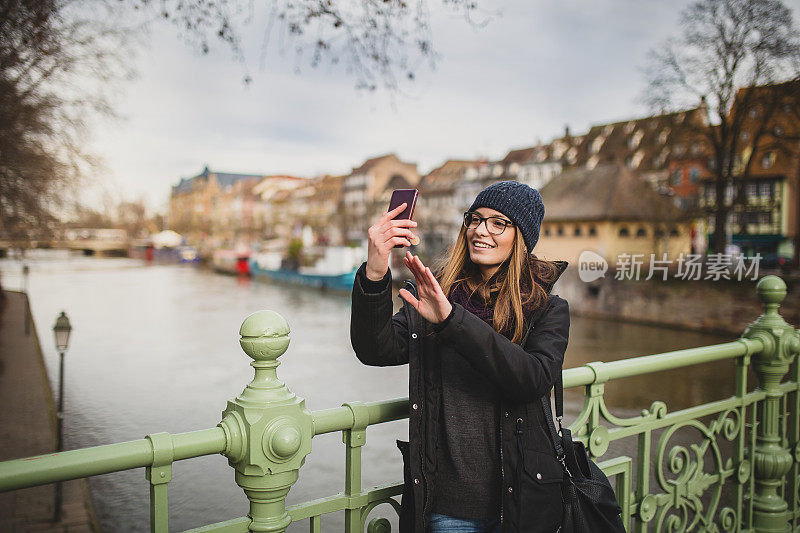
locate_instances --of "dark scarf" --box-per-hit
[447,262,554,334]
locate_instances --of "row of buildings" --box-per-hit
[168,82,799,268]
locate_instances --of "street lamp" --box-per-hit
[22,264,30,335]
[52,311,71,523]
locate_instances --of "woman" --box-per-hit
[350,181,570,533]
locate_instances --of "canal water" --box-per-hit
[0,252,737,532]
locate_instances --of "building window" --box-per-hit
[588,225,597,236]
[618,226,630,237]
[669,227,680,237]
[759,182,772,199]
[636,227,647,237]
[658,129,669,144]
[670,169,682,186]
[748,107,759,118]
[544,227,551,237]
[690,141,701,154]
[574,226,582,236]
[761,152,776,169]
[673,143,685,156]
[741,131,750,141]
[759,212,772,225]
[689,167,700,184]
[557,226,564,236]
[773,126,784,137]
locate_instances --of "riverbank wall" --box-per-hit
[0,290,99,532]
[554,266,800,335]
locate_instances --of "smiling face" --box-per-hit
[465,207,517,279]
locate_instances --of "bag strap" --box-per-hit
[539,394,564,459]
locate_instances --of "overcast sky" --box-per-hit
[85,0,800,212]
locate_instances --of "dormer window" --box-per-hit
[628,130,644,149]
[591,136,604,154]
[630,151,644,169]
[552,141,566,159]
[566,147,578,164]
[658,129,669,144]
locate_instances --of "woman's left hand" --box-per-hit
[398,251,453,324]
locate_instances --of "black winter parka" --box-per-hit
[350,260,571,533]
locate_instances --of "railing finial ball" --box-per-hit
[239,310,291,362]
[755,275,786,306]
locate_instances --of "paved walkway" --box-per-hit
[0,291,98,532]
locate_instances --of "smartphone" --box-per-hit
[388,189,418,247]
[388,189,418,220]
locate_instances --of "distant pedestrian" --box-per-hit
[351,181,570,532]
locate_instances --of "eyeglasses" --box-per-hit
[463,212,514,235]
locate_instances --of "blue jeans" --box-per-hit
[428,512,501,533]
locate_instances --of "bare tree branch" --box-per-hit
[642,0,800,255]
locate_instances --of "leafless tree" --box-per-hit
[643,0,800,255]
[0,0,132,246]
[136,0,484,91]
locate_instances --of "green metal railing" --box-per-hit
[0,276,798,532]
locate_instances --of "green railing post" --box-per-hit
[217,311,313,532]
[742,276,800,532]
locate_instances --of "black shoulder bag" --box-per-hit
[539,375,626,533]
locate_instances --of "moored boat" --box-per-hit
[249,246,364,291]
[212,249,251,275]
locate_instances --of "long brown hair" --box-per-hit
[436,225,560,344]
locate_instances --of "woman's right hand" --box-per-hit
[365,203,418,281]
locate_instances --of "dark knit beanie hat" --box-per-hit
[468,181,545,252]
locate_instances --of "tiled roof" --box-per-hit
[539,163,688,222]
[419,160,482,193]
[500,147,540,165]
[539,107,707,172]
[214,172,264,189]
[172,177,196,194]
[172,167,266,195]
[350,154,400,174]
